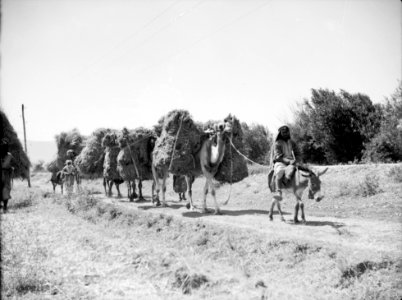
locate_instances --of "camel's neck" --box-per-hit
[210,132,226,165]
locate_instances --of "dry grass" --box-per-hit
[1,164,402,299]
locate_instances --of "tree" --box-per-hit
[362,81,402,162]
[290,88,381,164]
[242,122,272,164]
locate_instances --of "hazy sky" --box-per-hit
[1,0,401,141]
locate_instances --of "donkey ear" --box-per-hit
[317,167,328,177]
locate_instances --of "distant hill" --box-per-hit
[27,140,57,163]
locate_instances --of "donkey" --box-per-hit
[268,167,328,223]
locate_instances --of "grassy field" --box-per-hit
[1,163,402,299]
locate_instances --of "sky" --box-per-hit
[1,0,401,142]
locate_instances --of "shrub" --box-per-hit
[32,160,45,173]
[387,165,402,182]
[357,174,382,197]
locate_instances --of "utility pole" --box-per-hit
[22,104,31,187]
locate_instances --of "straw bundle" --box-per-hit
[46,129,84,172]
[214,115,248,183]
[75,128,114,177]
[102,132,121,180]
[152,110,203,175]
[117,127,156,181]
[0,110,31,179]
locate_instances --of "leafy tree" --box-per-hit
[362,82,402,162]
[242,122,272,164]
[290,88,381,164]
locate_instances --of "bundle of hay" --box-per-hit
[214,115,248,183]
[46,129,84,172]
[117,127,156,181]
[75,128,114,178]
[152,110,203,175]
[0,110,31,179]
[102,132,121,180]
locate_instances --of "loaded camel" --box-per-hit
[152,119,232,214]
[102,133,124,198]
[117,128,157,202]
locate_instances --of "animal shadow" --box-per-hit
[182,209,290,218]
[137,203,185,210]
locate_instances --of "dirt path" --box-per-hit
[98,195,402,256]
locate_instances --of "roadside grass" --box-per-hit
[2,164,402,299]
[48,189,402,299]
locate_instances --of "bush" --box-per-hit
[387,165,402,182]
[357,174,382,197]
[32,160,45,173]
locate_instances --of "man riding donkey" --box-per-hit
[268,125,312,221]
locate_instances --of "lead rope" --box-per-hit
[222,131,233,206]
[168,115,184,172]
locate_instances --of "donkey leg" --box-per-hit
[268,199,276,221]
[277,201,286,222]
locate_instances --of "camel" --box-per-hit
[102,133,124,198]
[152,120,232,214]
[117,129,157,202]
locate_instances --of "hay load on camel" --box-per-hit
[152,110,204,175]
[117,127,156,181]
[0,110,31,179]
[75,128,115,178]
[214,115,248,183]
[102,132,122,181]
[46,129,84,173]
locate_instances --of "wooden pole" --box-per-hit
[22,104,31,187]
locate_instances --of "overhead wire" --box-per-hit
[135,0,274,76]
[77,0,206,79]
[72,0,182,79]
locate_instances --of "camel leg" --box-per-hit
[138,180,145,201]
[160,172,168,207]
[151,164,162,206]
[108,181,114,197]
[128,181,134,202]
[201,179,209,213]
[132,179,138,199]
[116,183,122,198]
[185,175,196,210]
[151,181,156,204]
[103,178,107,196]
[52,183,56,193]
[294,201,300,223]
[210,178,221,215]
[300,201,306,223]
[61,183,63,195]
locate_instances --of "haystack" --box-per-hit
[75,128,114,178]
[46,129,84,172]
[102,132,122,180]
[0,110,31,179]
[117,127,156,181]
[214,115,248,183]
[152,110,203,175]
